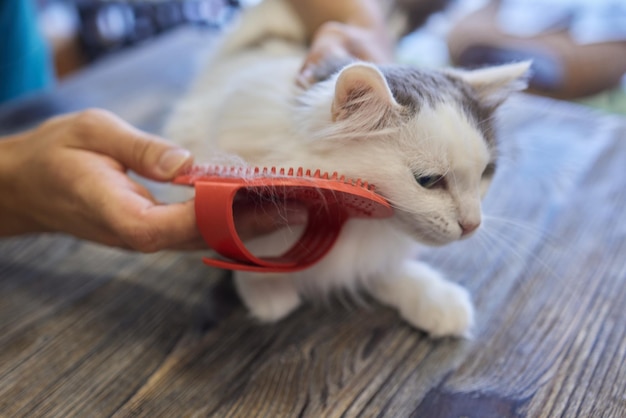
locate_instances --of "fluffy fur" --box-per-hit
[166,0,530,337]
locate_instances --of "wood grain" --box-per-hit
[1,28,625,417]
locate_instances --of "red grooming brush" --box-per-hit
[173,165,393,273]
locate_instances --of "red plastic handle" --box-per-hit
[194,181,347,272]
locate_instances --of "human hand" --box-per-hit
[297,21,394,87]
[0,109,304,252]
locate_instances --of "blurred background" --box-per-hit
[34,0,240,76]
[18,0,626,114]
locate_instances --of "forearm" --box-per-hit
[287,0,389,41]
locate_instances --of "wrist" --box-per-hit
[0,134,41,236]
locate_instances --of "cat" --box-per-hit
[165,0,530,337]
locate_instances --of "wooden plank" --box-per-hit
[0,245,226,417]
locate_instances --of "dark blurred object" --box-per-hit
[75,0,239,62]
[447,1,626,100]
[395,0,453,35]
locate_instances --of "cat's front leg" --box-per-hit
[368,260,474,337]
[234,272,302,322]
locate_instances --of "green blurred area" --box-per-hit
[577,86,626,116]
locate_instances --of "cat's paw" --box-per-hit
[400,279,474,338]
[247,290,302,323]
[234,274,302,323]
[369,261,475,338]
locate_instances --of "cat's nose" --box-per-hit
[459,221,480,236]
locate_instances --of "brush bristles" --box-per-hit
[183,164,375,191]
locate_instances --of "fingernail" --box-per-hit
[158,148,192,176]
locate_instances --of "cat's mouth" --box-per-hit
[391,215,458,247]
[413,230,457,247]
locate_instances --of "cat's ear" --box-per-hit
[451,61,532,108]
[331,63,399,122]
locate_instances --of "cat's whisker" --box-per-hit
[482,214,561,245]
[386,202,409,212]
[449,165,459,190]
[480,224,561,284]
[350,286,373,310]
[476,115,497,130]
[467,229,494,270]
[481,226,571,302]
[477,226,528,266]
[474,228,547,302]
[375,195,410,212]
[491,227,578,298]
[440,165,452,179]
[474,228,540,301]
[335,288,354,311]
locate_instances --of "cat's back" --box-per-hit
[165,0,307,160]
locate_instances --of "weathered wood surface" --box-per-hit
[1,28,625,418]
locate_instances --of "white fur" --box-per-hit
[166,0,528,337]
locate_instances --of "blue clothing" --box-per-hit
[0,0,53,103]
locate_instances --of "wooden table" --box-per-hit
[1,28,625,418]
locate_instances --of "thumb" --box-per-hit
[69,110,194,181]
[117,133,194,181]
[150,144,193,180]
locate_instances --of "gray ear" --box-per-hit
[449,61,532,107]
[331,63,399,121]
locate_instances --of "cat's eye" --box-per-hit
[415,174,444,189]
[482,162,496,179]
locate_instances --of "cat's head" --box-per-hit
[302,60,530,246]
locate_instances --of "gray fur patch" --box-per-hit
[379,65,498,149]
[302,62,498,152]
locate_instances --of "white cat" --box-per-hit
[166,0,530,337]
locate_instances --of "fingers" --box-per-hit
[65,109,193,181]
[297,21,394,88]
[298,47,353,88]
[142,200,201,251]
[110,199,200,253]
[298,22,351,87]
[111,200,309,253]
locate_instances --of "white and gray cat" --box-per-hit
[166,0,530,337]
